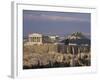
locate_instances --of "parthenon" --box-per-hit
[28,33,43,44]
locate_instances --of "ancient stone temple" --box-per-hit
[28,33,43,44]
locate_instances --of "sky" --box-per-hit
[23,10,91,37]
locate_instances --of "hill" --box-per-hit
[61,32,90,46]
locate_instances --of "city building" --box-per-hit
[49,35,59,43]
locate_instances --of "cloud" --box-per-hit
[24,13,90,22]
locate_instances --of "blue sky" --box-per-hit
[23,10,91,37]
